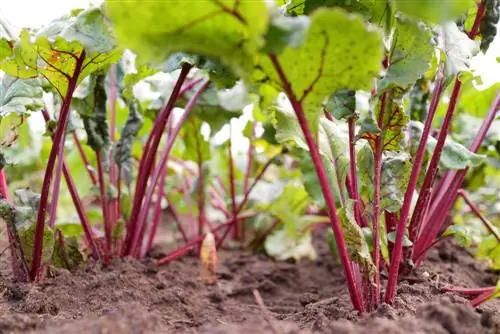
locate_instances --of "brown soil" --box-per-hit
[0,235,498,334]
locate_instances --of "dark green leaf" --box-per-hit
[0,76,44,117]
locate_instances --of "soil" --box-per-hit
[0,233,498,334]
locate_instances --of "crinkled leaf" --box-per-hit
[338,199,376,279]
[380,152,411,212]
[379,91,409,151]
[52,235,84,270]
[380,18,434,90]
[105,0,270,78]
[394,0,474,24]
[114,101,143,186]
[259,8,382,139]
[358,145,410,213]
[18,222,54,267]
[1,9,121,97]
[0,76,44,117]
[479,0,499,53]
[441,22,478,81]
[325,89,356,120]
[77,74,110,152]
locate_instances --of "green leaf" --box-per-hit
[263,13,310,54]
[479,0,499,53]
[379,91,409,151]
[337,199,376,279]
[303,0,390,23]
[325,89,356,120]
[410,121,485,170]
[120,63,158,101]
[358,144,411,213]
[387,230,413,246]
[105,0,270,78]
[477,235,500,269]
[0,76,44,117]
[77,74,110,152]
[379,18,434,90]
[265,229,317,261]
[299,153,341,207]
[181,117,211,162]
[52,235,84,270]
[18,222,54,267]
[259,8,382,139]
[394,0,474,24]
[55,221,84,238]
[443,225,472,247]
[1,9,121,97]
[380,151,411,212]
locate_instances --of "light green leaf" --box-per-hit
[18,223,55,267]
[380,151,411,212]
[265,229,317,261]
[55,221,84,238]
[0,76,44,117]
[263,13,310,54]
[380,18,434,90]
[303,0,390,23]
[259,8,382,139]
[379,91,409,151]
[477,235,500,269]
[410,121,485,170]
[105,0,270,78]
[443,225,473,247]
[394,0,474,24]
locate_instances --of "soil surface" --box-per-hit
[0,234,498,334]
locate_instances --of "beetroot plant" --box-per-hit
[0,0,499,314]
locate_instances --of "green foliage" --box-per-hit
[380,18,434,90]
[0,76,44,117]
[477,235,500,269]
[479,0,499,52]
[259,8,382,138]
[394,0,474,24]
[325,89,356,120]
[410,121,485,170]
[0,8,120,97]
[105,0,269,78]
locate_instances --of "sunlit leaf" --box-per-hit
[259,8,382,139]
[105,0,270,78]
[394,0,474,24]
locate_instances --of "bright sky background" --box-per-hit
[1,0,499,88]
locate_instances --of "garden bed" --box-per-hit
[0,236,498,334]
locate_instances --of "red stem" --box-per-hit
[268,54,363,312]
[108,64,118,238]
[30,51,86,281]
[471,289,496,308]
[457,190,500,242]
[441,285,495,296]
[96,152,111,263]
[384,69,445,303]
[129,80,210,256]
[0,170,10,201]
[408,80,463,264]
[41,109,100,260]
[123,64,191,256]
[47,137,65,228]
[228,127,239,241]
[195,121,206,240]
[72,132,97,185]
[372,92,389,308]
